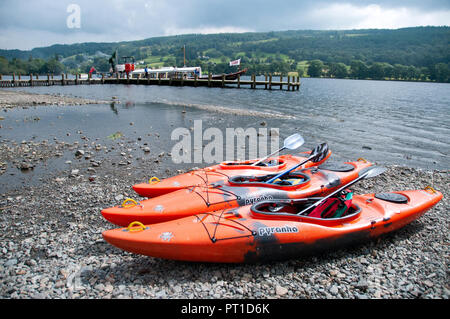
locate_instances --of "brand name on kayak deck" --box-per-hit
[244,195,274,205]
[258,225,299,236]
[171,120,280,164]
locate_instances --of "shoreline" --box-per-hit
[0,89,111,109]
[0,88,448,299]
[0,135,448,298]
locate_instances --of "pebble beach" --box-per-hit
[0,89,448,299]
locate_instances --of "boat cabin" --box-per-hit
[131,66,202,79]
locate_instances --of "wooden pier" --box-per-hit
[0,73,300,91]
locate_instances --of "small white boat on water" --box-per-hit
[131,66,202,79]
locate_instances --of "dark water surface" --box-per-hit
[1,78,449,187]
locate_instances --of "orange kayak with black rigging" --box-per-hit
[102,159,372,227]
[102,188,443,263]
[132,151,331,198]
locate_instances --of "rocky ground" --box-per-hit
[0,89,110,109]
[0,144,448,300]
[0,89,448,300]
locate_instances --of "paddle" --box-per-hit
[296,166,387,216]
[251,133,305,166]
[266,142,329,184]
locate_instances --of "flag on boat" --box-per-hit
[229,58,241,66]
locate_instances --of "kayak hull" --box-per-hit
[102,189,443,263]
[132,152,331,198]
[102,159,372,227]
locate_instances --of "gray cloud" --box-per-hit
[1,0,449,50]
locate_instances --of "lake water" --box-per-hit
[1,78,449,180]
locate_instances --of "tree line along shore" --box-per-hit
[1,56,449,83]
[0,27,448,83]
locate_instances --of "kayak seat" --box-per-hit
[251,192,358,220]
[272,178,304,186]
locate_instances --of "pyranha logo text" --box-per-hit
[258,225,299,237]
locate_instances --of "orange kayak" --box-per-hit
[133,151,332,198]
[102,159,372,227]
[102,187,443,263]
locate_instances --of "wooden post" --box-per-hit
[75,73,78,85]
[102,73,105,84]
[126,72,130,84]
[265,74,268,89]
[208,73,211,87]
[12,73,16,85]
[47,74,50,86]
[194,74,198,87]
[88,72,91,84]
[158,73,161,85]
[36,74,39,80]
[30,74,33,86]
[222,74,225,88]
[237,74,241,88]
[116,72,119,84]
[280,75,283,90]
[18,74,21,81]
[61,73,65,86]
[269,74,272,90]
[0,74,2,80]
[252,74,256,89]
[287,75,290,91]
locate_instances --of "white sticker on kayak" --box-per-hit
[160,232,173,241]
[154,205,164,213]
[258,225,299,237]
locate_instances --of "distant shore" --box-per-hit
[0,89,110,109]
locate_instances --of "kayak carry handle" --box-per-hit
[121,198,140,208]
[148,176,161,184]
[424,186,437,194]
[126,221,147,232]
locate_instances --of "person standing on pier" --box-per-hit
[145,65,149,78]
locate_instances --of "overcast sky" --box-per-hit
[1,0,449,50]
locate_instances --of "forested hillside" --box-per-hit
[0,26,449,82]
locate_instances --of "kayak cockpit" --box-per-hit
[228,171,310,189]
[219,159,287,169]
[251,198,362,226]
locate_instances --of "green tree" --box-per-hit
[0,56,10,74]
[432,63,449,82]
[42,58,64,74]
[308,60,324,77]
[382,63,394,79]
[393,64,407,80]
[350,60,369,79]
[329,62,348,78]
[297,66,306,77]
[369,62,385,80]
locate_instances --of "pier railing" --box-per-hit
[0,73,300,91]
